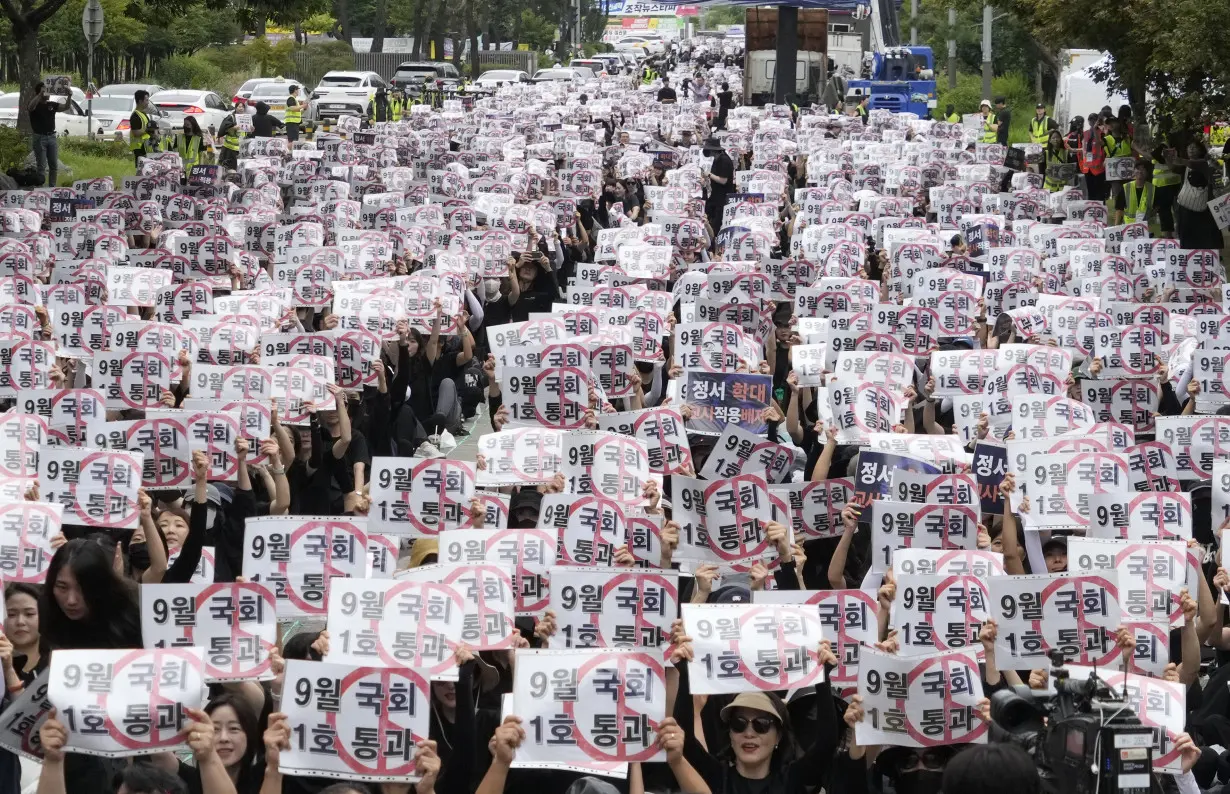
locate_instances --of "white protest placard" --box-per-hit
[930,350,999,397]
[140,582,278,682]
[1088,492,1193,542]
[989,573,1122,666]
[1007,445,1130,529]
[768,479,853,541]
[595,407,693,476]
[280,659,430,782]
[438,528,558,615]
[502,365,589,429]
[512,648,666,764]
[476,428,564,486]
[854,647,987,747]
[91,416,192,489]
[892,549,1005,578]
[0,670,52,760]
[700,422,797,483]
[1066,666,1184,772]
[682,603,827,695]
[1068,537,1192,626]
[17,388,105,446]
[48,648,205,757]
[368,457,477,536]
[1010,395,1098,440]
[38,446,142,529]
[1210,192,1230,230]
[241,516,368,619]
[890,472,979,506]
[547,566,678,651]
[755,589,878,689]
[324,577,469,678]
[0,500,60,583]
[560,430,654,503]
[829,381,905,444]
[392,563,518,651]
[869,501,979,572]
[891,573,990,654]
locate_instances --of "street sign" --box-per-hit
[82,0,103,46]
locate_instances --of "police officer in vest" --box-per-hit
[128,90,156,166]
[978,99,997,143]
[1114,159,1155,227]
[284,85,303,148]
[1030,103,1057,145]
[944,103,960,123]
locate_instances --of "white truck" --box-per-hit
[1054,49,1130,131]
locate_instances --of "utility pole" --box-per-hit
[82,0,103,141]
[910,0,917,44]
[981,4,992,99]
[946,7,956,90]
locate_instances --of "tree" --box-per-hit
[517,8,554,51]
[0,0,74,132]
[700,4,741,28]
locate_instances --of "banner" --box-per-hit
[1007,445,1130,529]
[241,516,368,619]
[854,647,987,748]
[681,372,771,436]
[140,582,278,682]
[512,648,665,764]
[547,566,677,651]
[48,648,205,757]
[681,603,827,695]
[369,458,477,536]
[280,659,431,782]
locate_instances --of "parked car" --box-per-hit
[310,71,386,120]
[473,69,530,89]
[569,59,608,77]
[98,83,166,98]
[532,68,584,86]
[592,53,624,75]
[0,94,89,136]
[151,89,231,131]
[80,94,174,140]
[233,78,266,104]
[615,36,665,57]
[246,80,306,121]
[389,61,463,92]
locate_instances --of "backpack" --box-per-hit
[457,358,487,418]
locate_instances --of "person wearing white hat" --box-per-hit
[979,99,997,144]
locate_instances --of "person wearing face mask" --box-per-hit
[874,745,967,794]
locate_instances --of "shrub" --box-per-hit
[936,70,1041,144]
[60,138,130,159]
[0,126,29,172]
[156,54,225,90]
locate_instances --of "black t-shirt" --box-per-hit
[29,99,56,135]
[251,112,283,137]
[996,107,1012,145]
[657,86,677,102]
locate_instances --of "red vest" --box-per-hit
[1080,129,1105,175]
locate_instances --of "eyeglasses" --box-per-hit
[728,715,778,734]
[897,748,952,771]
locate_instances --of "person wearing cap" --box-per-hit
[978,99,996,144]
[703,135,734,233]
[667,625,840,794]
[1029,102,1056,145]
[1041,534,1068,572]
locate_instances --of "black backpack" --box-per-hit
[457,358,487,418]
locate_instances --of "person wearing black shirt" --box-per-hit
[27,82,59,187]
[994,96,1011,146]
[657,78,677,104]
[703,136,734,233]
[250,102,284,137]
[715,82,734,130]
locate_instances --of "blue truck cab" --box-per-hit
[846,46,938,117]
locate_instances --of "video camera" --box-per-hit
[989,650,1156,794]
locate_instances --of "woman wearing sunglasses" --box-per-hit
[667,619,840,794]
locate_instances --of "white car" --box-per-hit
[246,80,306,121]
[473,69,530,89]
[82,94,173,140]
[151,90,231,132]
[0,94,90,136]
[311,71,386,120]
[532,68,583,86]
[615,36,665,57]
[98,83,166,98]
[569,59,608,77]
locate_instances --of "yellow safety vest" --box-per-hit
[223,117,241,152]
[1152,157,1182,188]
[980,114,996,143]
[1030,116,1051,145]
[1124,181,1154,223]
[1104,134,1131,160]
[1044,148,1070,192]
[285,97,302,124]
[130,109,150,151]
[946,113,960,123]
[390,98,403,122]
[177,134,203,173]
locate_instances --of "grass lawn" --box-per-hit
[57,148,136,186]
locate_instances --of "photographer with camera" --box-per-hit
[27,81,59,187]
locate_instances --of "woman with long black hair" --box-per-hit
[40,537,141,650]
